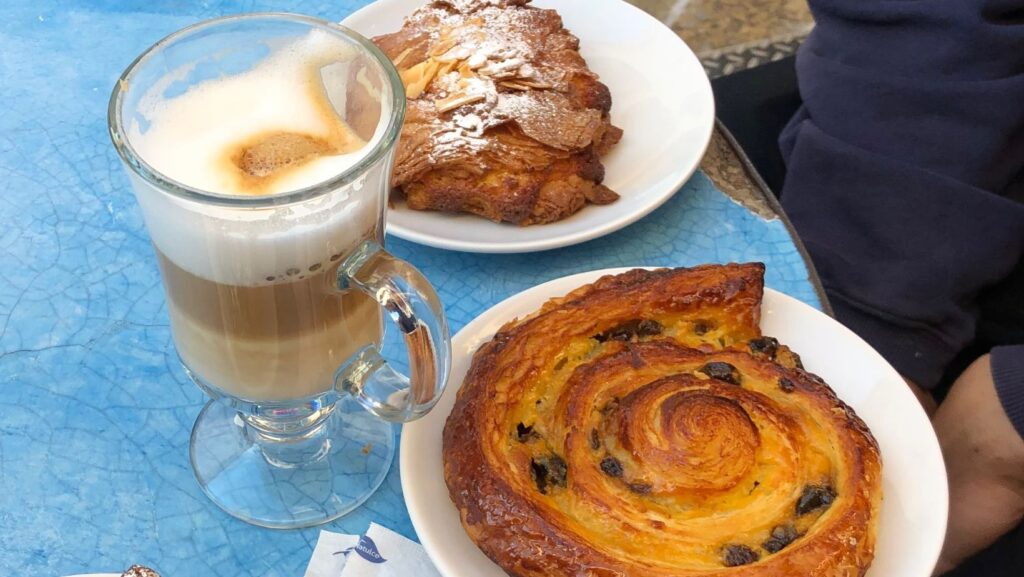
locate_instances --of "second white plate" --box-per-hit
[342,0,715,253]
[400,268,948,577]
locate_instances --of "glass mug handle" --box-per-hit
[335,240,451,422]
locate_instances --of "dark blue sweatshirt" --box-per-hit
[778,0,1024,436]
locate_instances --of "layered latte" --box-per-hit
[126,30,390,401]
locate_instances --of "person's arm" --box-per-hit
[933,348,1024,573]
[780,0,1024,389]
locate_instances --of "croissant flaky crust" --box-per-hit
[372,0,622,225]
[443,265,882,577]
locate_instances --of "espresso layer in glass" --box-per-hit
[158,248,382,401]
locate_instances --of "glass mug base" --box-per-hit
[189,397,394,529]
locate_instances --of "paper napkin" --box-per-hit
[304,523,442,577]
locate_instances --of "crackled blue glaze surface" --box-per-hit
[0,1,819,575]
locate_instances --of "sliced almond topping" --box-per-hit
[498,79,552,91]
[428,37,458,58]
[477,57,524,78]
[517,80,553,89]
[401,59,441,100]
[399,60,425,85]
[435,92,486,113]
[466,52,487,69]
[391,47,413,69]
[498,80,533,91]
[436,45,471,63]
[438,59,458,79]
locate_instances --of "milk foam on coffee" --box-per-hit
[133,29,368,197]
[127,30,392,288]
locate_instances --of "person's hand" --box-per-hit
[932,354,1024,575]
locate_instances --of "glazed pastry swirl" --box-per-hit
[443,265,882,577]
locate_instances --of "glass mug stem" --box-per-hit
[245,407,337,469]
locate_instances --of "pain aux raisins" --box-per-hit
[792,353,804,369]
[796,484,836,516]
[778,377,795,393]
[515,422,540,443]
[722,544,760,567]
[601,398,620,415]
[628,482,652,494]
[699,361,742,385]
[748,336,779,358]
[593,319,664,343]
[600,456,624,478]
[530,455,568,494]
[762,524,799,553]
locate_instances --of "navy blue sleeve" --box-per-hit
[779,0,1024,390]
[993,346,1024,440]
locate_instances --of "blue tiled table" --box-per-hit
[0,1,821,575]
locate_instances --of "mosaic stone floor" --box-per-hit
[627,0,813,56]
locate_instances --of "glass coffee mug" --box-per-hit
[108,14,450,528]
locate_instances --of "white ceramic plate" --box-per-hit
[401,268,948,577]
[342,0,715,253]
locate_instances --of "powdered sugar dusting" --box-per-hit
[453,112,484,136]
[374,0,623,223]
[378,0,615,175]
